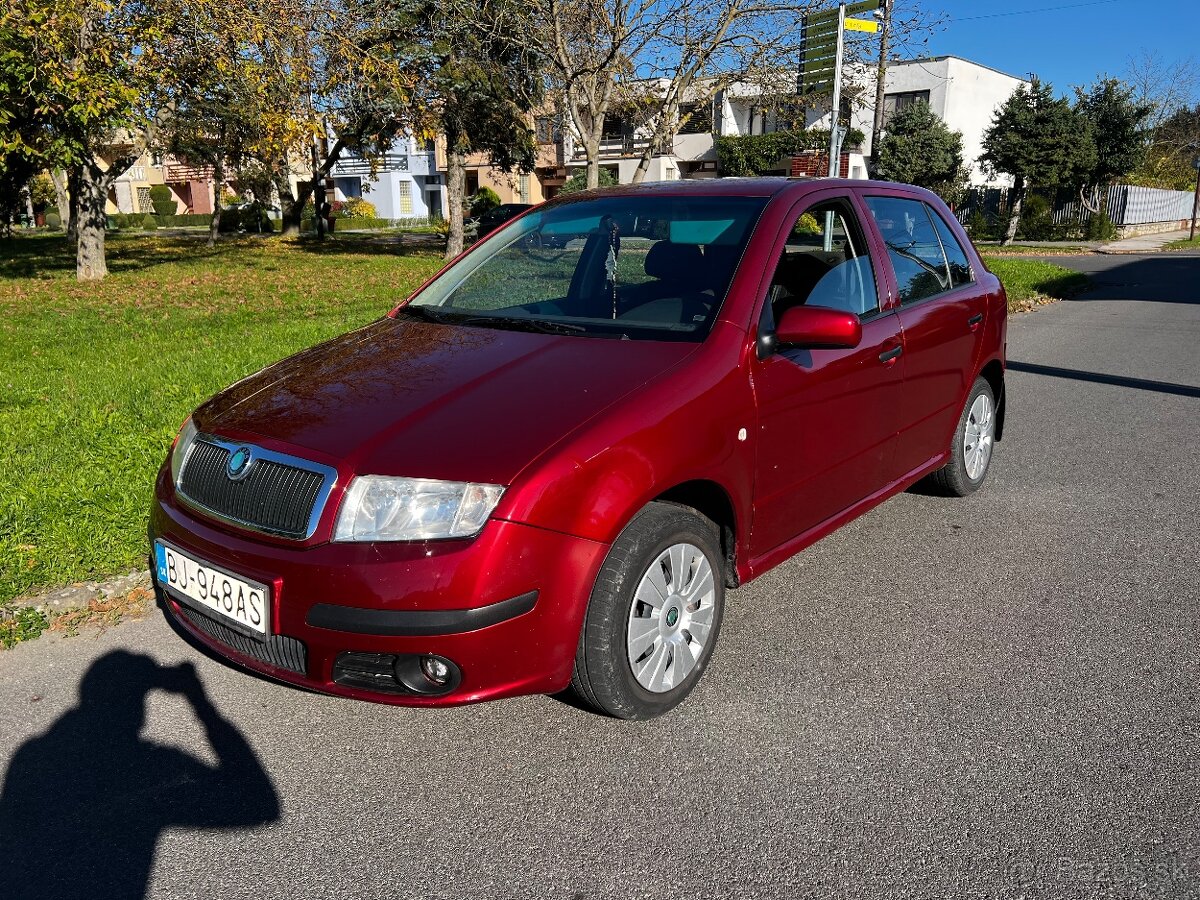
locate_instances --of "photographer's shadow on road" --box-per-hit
[0,650,280,900]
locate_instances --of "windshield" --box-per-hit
[403,195,767,341]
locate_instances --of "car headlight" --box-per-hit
[333,477,505,542]
[170,417,199,484]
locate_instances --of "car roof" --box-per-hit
[544,177,932,205]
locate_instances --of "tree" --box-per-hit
[0,0,186,278]
[1121,52,1199,190]
[1073,77,1153,215]
[419,0,542,258]
[874,100,967,203]
[981,79,1096,245]
[559,168,619,193]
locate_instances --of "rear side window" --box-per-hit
[864,196,950,304]
[926,204,974,288]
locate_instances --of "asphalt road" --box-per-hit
[2,252,1198,900]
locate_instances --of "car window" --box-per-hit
[406,196,767,341]
[864,196,951,304]
[925,203,974,288]
[766,199,879,321]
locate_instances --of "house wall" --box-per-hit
[939,57,1024,186]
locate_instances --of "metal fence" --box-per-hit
[957,183,1195,228]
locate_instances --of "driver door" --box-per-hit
[749,193,907,557]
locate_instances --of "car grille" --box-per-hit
[178,438,329,539]
[172,600,308,676]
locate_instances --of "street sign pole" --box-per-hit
[828,2,847,178]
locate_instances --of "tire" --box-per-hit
[570,502,725,719]
[927,377,997,497]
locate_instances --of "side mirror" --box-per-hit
[774,306,862,350]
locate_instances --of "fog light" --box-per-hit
[421,654,451,685]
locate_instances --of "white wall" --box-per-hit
[940,58,1024,186]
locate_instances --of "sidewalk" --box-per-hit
[1098,228,1192,254]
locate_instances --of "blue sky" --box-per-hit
[910,0,1199,99]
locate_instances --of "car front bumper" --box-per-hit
[150,466,609,706]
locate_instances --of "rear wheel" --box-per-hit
[928,377,997,496]
[570,502,725,719]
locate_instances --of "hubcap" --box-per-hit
[964,393,995,480]
[626,543,716,693]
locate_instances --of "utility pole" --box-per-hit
[870,0,892,169]
[827,2,847,178]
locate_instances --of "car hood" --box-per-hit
[197,317,697,485]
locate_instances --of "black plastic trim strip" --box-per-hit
[307,590,539,636]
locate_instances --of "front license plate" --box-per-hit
[154,541,270,637]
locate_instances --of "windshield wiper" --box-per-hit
[394,304,453,323]
[457,315,587,335]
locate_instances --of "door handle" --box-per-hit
[878,345,903,364]
[968,313,984,330]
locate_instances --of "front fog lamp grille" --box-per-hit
[333,652,462,696]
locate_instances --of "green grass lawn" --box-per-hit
[982,256,1090,310]
[0,233,1087,640]
[0,233,444,616]
[1163,235,1200,250]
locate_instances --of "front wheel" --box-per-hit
[927,377,997,496]
[570,502,725,719]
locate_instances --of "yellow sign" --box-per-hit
[845,17,880,33]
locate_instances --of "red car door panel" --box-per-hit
[749,192,906,557]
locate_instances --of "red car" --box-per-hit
[151,179,1006,719]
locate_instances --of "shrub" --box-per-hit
[44,211,62,229]
[468,187,501,216]
[339,197,378,219]
[149,184,176,217]
[30,174,56,211]
[966,208,994,241]
[1085,210,1116,241]
[559,169,619,194]
[142,215,158,230]
[1016,194,1055,240]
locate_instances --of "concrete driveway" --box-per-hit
[2,253,1198,900]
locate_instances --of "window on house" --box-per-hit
[397,180,413,215]
[535,116,562,144]
[136,187,152,214]
[519,174,531,203]
[678,102,713,135]
[882,91,931,124]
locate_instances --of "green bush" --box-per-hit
[559,169,619,194]
[468,187,502,216]
[1085,210,1116,241]
[1016,194,1055,240]
[966,208,995,241]
[142,215,158,231]
[44,211,62,229]
[149,184,176,217]
[715,128,865,177]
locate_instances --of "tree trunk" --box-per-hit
[869,0,892,170]
[1002,178,1025,246]
[208,157,225,247]
[445,146,467,260]
[75,165,110,281]
[67,167,82,248]
[51,170,71,224]
[276,175,307,238]
[586,144,601,189]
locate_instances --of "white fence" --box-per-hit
[959,183,1196,229]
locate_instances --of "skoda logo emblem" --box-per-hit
[226,446,254,481]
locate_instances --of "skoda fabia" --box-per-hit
[151,178,1007,719]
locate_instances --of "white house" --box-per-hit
[717,56,1027,186]
[329,136,444,219]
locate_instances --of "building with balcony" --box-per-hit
[330,137,443,219]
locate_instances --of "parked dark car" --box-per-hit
[475,202,533,237]
[151,178,1006,719]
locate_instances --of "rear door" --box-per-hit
[861,193,988,478]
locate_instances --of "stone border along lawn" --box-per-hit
[0,233,1090,648]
